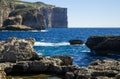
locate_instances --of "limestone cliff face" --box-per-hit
[6,8,46,30]
[39,7,68,28]
[0,0,12,27]
[51,8,67,28]
[0,0,68,30]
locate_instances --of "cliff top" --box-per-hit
[15,1,56,8]
[0,0,60,8]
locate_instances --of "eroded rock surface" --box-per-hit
[0,37,39,62]
[66,59,120,79]
[86,36,120,55]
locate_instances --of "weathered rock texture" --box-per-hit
[66,59,120,79]
[0,0,68,30]
[0,0,12,27]
[39,7,68,28]
[0,37,119,79]
[0,64,6,79]
[3,15,22,26]
[7,8,46,30]
[0,37,39,62]
[86,36,120,55]
[2,58,119,79]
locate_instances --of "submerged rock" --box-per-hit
[69,39,84,45]
[86,36,120,55]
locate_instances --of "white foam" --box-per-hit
[34,42,70,46]
[81,50,90,52]
[40,30,48,32]
[82,44,86,46]
[38,52,43,55]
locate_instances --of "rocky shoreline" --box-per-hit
[0,36,119,79]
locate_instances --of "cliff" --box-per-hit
[7,8,46,30]
[0,0,12,28]
[39,7,68,28]
[0,0,68,30]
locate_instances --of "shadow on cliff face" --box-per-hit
[3,8,46,30]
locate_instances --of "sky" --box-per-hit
[22,0,120,28]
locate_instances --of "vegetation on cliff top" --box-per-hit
[0,0,56,8]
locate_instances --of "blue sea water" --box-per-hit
[0,28,120,66]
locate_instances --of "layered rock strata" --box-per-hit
[3,8,46,30]
[0,0,68,29]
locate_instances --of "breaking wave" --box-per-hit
[34,42,70,46]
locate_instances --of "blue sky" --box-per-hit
[22,0,120,27]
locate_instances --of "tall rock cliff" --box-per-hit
[0,0,68,30]
[39,7,68,28]
[7,8,46,30]
[0,0,12,27]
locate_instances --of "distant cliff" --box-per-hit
[39,7,67,28]
[0,0,68,30]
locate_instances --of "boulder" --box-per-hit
[66,72,75,79]
[51,55,73,65]
[0,37,39,62]
[69,39,84,45]
[86,36,120,55]
[11,56,64,73]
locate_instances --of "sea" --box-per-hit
[0,28,120,66]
